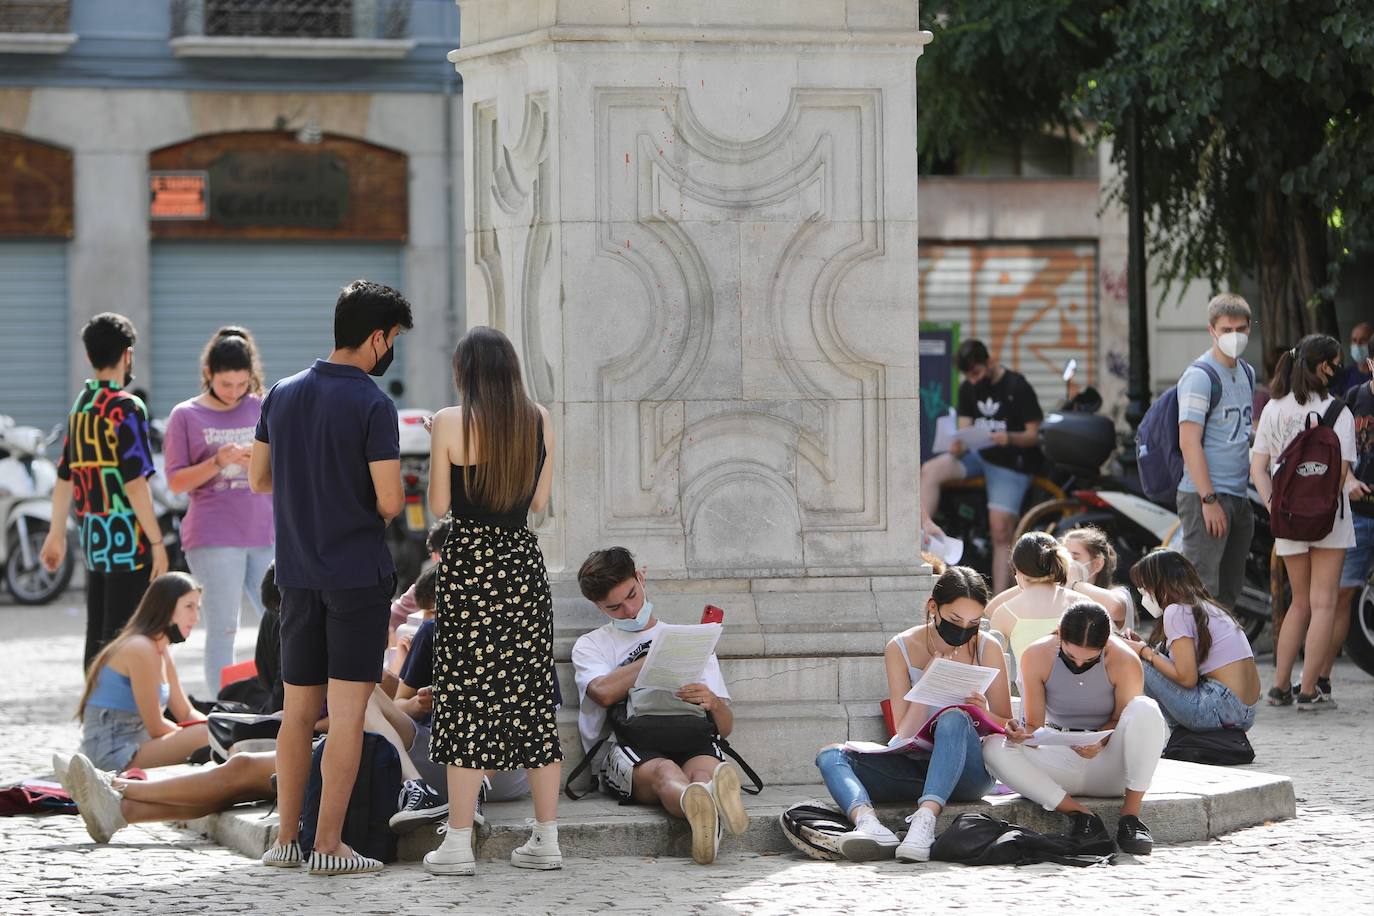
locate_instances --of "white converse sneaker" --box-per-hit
[51,753,71,784]
[511,820,563,870]
[307,847,383,876]
[835,811,899,862]
[261,840,303,868]
[63,753,126,844]
[895,808,936,863]
[423,824,476,876]
[709,762,749,835]
[681,782,719,865]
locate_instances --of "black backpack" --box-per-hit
[1162,726,1255,766]
[931,812,1115,867]
[299,733,403,862]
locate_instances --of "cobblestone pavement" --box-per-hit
[2,595,1371,915]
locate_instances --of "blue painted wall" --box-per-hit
[0,0,460,93]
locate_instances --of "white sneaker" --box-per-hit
[895,808,936,863]
[681,782,719,865]
[63,753,126,844]
[511,821,563,870]
[51,753,70,783]
[307,848,383,876]
[835,811,899,862]
[709,762,749,835]
[261,841,303,868]
[423,825,476,876]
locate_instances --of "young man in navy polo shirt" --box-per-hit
[250,280,412,875]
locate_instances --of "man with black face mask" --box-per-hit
[42,313,167,672]
[249,280,413,876]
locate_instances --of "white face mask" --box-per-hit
[1067,560,1090,586]
[1140,592,1165,619]
[611,600,654,632]
[1216,330,1249,360]
[1353,343,1370,365]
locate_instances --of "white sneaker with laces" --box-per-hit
[895,808,937,863]
[423,824,476,876]
[835,811,900,862]
[709,762,749,835]
[511,820,563,870]
[63,753,126,844]
[681,782,719,865]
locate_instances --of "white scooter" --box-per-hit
[0,417,76,604]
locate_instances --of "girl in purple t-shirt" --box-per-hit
[1126,549,1262,731]
[165,328,274,690]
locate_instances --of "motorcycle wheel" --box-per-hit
[5,521,74,605]
[1013,498,1084,540]
[1344,573,1374,678]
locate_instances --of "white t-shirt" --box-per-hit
[1252,392,1358,552]
[571,620,731,753]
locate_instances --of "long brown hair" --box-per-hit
[452,326,540,512]
[1129,548,1243,667]
[200,326,265,395]
[77,573,201,722]
[1062,526,1117,587]
[1270,333,1340,405]
[1011,531,1071,584]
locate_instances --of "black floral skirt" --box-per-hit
[429,521,562,770]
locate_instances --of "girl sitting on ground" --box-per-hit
[1126,549,1261,731]
[76,572,209,773]
[986,532,1080,670]
[982,602,1166,856]
[815,565,1012,863]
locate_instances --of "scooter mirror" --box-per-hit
[1062,359,1077,382]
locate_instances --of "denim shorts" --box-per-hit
[1341,513,1374,588]
[79,706,149,773]
[959,449,1034,516]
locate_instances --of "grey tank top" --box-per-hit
[1044,646,1115,730]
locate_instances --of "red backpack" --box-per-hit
[1270,400,1348,541]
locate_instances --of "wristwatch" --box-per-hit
[1201,492,1218,505]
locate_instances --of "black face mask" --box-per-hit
[368,338,395,378]
[1059,648,1103,675]
[936,615,979,647]
[165,623,187,645]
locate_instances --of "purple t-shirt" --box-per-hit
[165,395,274,551]
[1163,602,1253,676]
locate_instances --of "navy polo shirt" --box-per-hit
[255,360,399,590]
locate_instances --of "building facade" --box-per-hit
[0,0,462,428]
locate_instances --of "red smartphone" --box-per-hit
[701,604,725,625]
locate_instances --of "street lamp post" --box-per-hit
[1124,102,1151,431]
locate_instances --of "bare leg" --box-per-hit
[527,762,561,824]
[988,509,1018,596]
[117,753,276,823]
[1298,549,1346,695]
[1121,788,1145,818]
[1273,553,1312,690]
[631,759,691,818]
[313,678,374,856]
[128,723,210,770]
[1325,586,1359,677]
[273,683,326,847]
[444,766,486,830]
[920,454,969,540]
[364,691,421,782]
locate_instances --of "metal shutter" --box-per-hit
[0,242,68,431]
[149,242,404,418]
[919,242,1098,410]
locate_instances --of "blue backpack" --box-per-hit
[1135,359,1254,503]
[298,732,402,862]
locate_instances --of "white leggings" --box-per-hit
[982,696,1168,811]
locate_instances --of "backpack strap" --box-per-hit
[1239,358,1256,393]
[1320,398,1346,429]
[1188,361,1224,421]
[563,734,610,801]
[714,734,764,796]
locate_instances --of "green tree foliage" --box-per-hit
[919,1,1374,345]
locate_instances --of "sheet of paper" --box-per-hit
[903,658,1000,709]
[929,410,996,456]
[842,737,931,755]
[1025,728,1112,748]
[924,532,964,565]
[633,622,723,691]
[954,424,995,452]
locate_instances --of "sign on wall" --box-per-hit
[918,322,960,460]
[148,131,406,241]
[0,132,73,238]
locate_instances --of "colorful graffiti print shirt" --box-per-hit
[56,381,158,573]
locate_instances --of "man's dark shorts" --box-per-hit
[280,577,395,685]
[632,739,724,768]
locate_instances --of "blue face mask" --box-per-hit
[612,600,654,632]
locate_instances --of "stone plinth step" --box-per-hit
[187,760,1294,863]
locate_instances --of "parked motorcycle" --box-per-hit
[0,417,76,604]
[386,408,434,594]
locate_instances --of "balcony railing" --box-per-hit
[172,0,408,40]
[0,0,70,34]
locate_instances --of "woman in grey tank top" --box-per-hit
[983,602,1167,857]
[814,567,1013,863]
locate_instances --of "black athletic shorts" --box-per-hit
[631,740,724,768]
[279,576,394,686]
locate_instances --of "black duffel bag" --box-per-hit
[1162,725,1255,766]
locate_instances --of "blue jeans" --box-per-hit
[1143,662,1256,731]
[185,545,274,690]
[1340,513,1374,588]
[816,709,995,815]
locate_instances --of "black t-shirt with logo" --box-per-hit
[956,368,1044,473]
[1347,382,1374,518]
